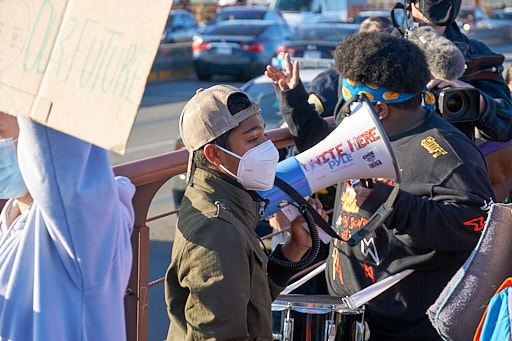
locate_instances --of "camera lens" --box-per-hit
[446,94,464,113]
[436,88,480,123]
[444,92,468,118]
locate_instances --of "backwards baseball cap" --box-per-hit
[179,84,261,181]
[414,0,462,26]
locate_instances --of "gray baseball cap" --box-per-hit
[179,84,261,181]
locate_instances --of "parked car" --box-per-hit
[272,22,359,69]
[241,68,328,125]
[161,9,199,44]
[192,19,292,81]
[352,9,392,24]
[170,67,328,208]
[218,0,272,6]
[465,8,512,42]
[270,0,349,27]
[208,6,287,26]
[475,8,512,30]
[457,5,488,31]
[489,7,512,20]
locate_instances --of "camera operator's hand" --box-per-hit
[427,78,472,90]
[265,53,300,91]
[427,78,486,115]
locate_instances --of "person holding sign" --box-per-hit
[266,32,495,339]
[0,112,135,340]
[164,85,327,340]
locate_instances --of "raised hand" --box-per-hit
[265,53,301,91]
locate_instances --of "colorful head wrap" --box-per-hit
[341,78,437,111]
[423,88,436,111]
[341,78,415,104]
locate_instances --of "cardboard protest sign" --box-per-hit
[0,0,173,153]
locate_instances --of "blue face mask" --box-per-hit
[0,137,27,199]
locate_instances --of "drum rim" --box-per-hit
[272,294,363,314]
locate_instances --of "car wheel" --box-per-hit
[196,70,212,81]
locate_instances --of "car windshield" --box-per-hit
[293,27,354,41]
[490,12,512,19]
[458,9,474,19]
[353,12,390,24]
[165,16,175,28]
[211,11,265,24]
[206,24,265,36]
[246,84,283,124]
[273,0,313,12]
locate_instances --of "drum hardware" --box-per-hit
[342,295,357,311]
[354,320,366,341]
[283,302,293,341]
[273,269,415,340]
[272,295,365,341]
[324,309,337,341]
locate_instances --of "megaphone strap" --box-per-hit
[274,176,343,241]
[346,183,400,247]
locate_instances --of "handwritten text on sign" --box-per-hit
[0,0,172,153]
[22,1,153,103]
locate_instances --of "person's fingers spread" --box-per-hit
[278,79,288,90]
[284,54,292,75]
[292,60,300,80]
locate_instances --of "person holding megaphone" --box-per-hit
[164,85,328,340]
[265,32,495,340]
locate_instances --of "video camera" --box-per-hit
[433,87,480,123]
[433,87,481,140]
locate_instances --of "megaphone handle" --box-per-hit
[274,177,343,241]
[347,184,400,247]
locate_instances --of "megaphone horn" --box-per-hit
[258,99,401,220]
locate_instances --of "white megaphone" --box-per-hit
[258,99,401,220]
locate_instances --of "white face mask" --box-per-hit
[216,140,279,191]
[0,137,27,199]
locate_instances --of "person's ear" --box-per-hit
[374,102,389,120]
[203,144,223,166]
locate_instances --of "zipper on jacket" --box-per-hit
[258,199,269,217]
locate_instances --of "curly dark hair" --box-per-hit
[334,32,430,108]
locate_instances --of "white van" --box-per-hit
[270,0,348,27]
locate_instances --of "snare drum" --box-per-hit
[271,295,367,341]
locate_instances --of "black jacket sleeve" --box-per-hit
[445,23,512,142]
[466,38,512,141]
[361,175,491,252]
[359,131,495,252]
[275,81,331,152]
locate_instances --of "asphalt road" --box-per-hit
[112,42,512,341]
